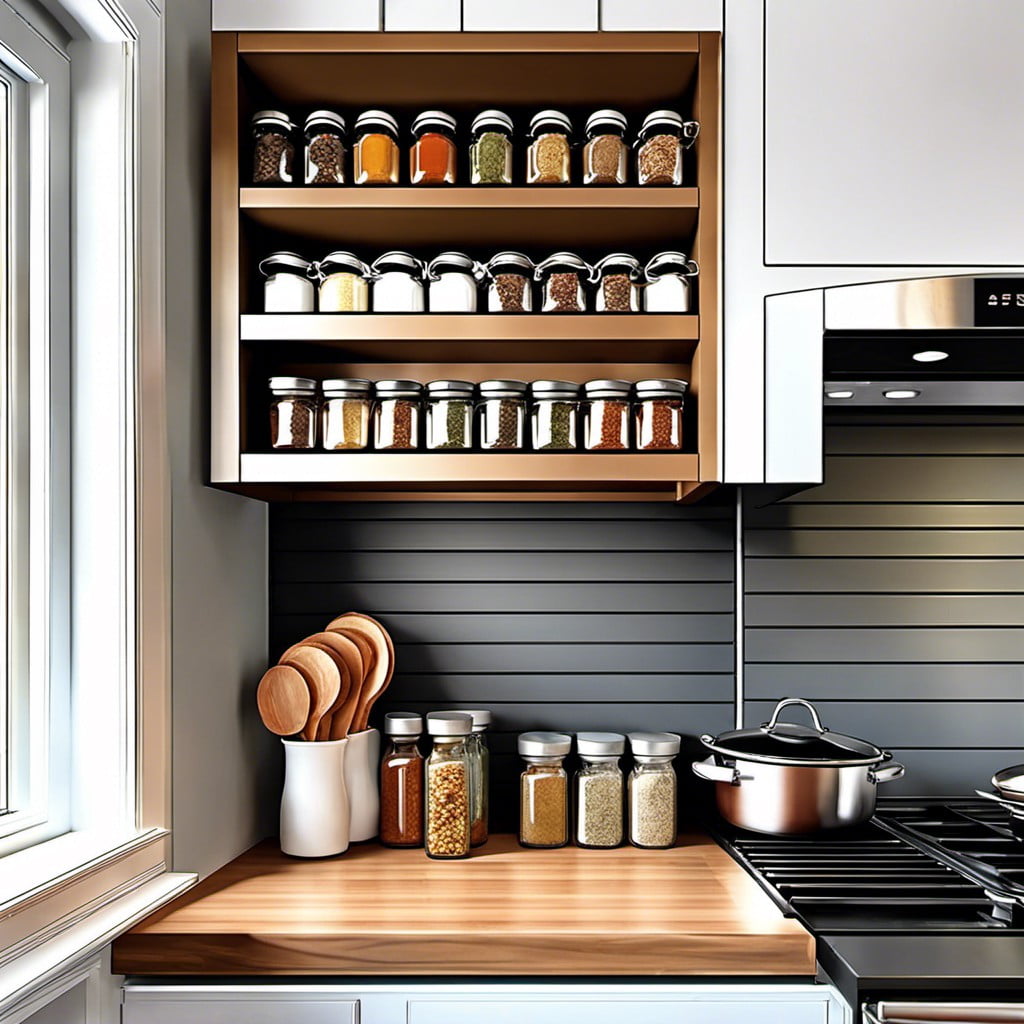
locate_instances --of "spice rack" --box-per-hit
[212,31,721,501]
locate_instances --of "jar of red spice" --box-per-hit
[582,379,631,451]
[353,110,400,185]
[635,110,699,186]
[380,712,425,848]
[635,378,687,451]
[410,110,457,185]
[592,253,643,312]
[535,252,590,312]
[374,380,422,450]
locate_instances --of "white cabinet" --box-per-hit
[122,987,358,1024]
[384,0,461,31]
[211,1,380,31]
[600,0,722,31]
[763,0,1024,267]
[462,0,598,31]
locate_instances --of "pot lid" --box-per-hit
[702,698,886,766]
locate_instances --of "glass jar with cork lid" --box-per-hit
[424,712,473,860]
[627,732,680,849]
[519,731,571,849]
[527,110,572,184]
[574,732,625,849]
[321,379,372,451]
[477,380,527,451]
[635,378,687,451]
[269,376,317,450]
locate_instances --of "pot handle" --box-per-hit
[692,756,742,786]
[870,762,906,785]
[765,697,826,735]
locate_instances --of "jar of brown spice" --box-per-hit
[583,109,628,185]
[380,712,425,848]
[635,110,699,186]
[252,110,296,184]
[582,379,632,451]
[485,251,534,312]
[425,712,473,859]
[477,380,527,451]
[535,252,590,313]
[591,253,644,312]
[526,110,572,185]
[635,378,687,451]
[519,731,571,849]
[304,110,346,185]
[374,380,422,450]
[269,376,317,450]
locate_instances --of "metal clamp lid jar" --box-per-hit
[317,250,371,313]
[635,110,699,186]
[527,109,572,185]
[477,379,527,451]
[410,109,458,185]
[427,252,480,313]
[424,379,474,451]
[535,252,590,312]
[252,110,296,184]
[470,109,514,185]
[371,251,426,312]
[634,378,688,452]
[321,378,372,451]
[575,732,625,849]
[269,376,317,450]
[530,379,579,451]
[353,109,400,185]
[304,110,346,185]
[374,379,422,450]
[259,251,315,313]
[644,251,699,312]
[582,378,631,450]
[486,251,534,312]
[583,109,628,185]
[592,253,644,312]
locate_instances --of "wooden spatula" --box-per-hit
[280,645,340,742]
[328,613,395,733]
[256,665,311,737]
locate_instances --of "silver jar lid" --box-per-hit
[479,379,527,399]
[322,378,372,396]
[412,109,457,135]
[535,252,590,278]
[385,712,423,737]
[585,108,627,134]
[592,252,643,278]
[583,379,631,399]
[646,252,699,278]
[259,251,312,277]
[354,109,400,135]
[426,379,474,399]
[529,109,572,136]
[304,109,346,134]
[372,251,424,277]
[629,731,681,757]
[635,378,688,398]
[252,110,295,132]
[428,252,478,277]
[531,380,579,399]
[269,376,316,393]
[471,109,514,134]
[318,250,370,277]
[487,251,534,274]
[577,731,625,757]
[427,711,473,737]
[519,731,572,758]
[375,379,423,398]
[448,708,492,731]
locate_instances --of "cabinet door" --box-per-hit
[211,0,380,30]
[122,988,358,1024]
[764,0,1024,266]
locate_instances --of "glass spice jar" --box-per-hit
[627,731,681,849]
[425,712,473,860]
[374,380,422,450]
[317,251,370,313]
[530,380,579,451]
[449,708,491,847]
[535,252,590,313]
[519,732,571,849]
[635,378,687,451]
[321,378,372,451]
[353,109,400,185]
[380,712,425,848]
[410,110,457,185]
[269,376,317,450]
[574,732,625,849]
[592,253,644,312]
[427,252,480,312]
[527,110,572,185]
[582,379,631,451]
[477,380,527,451]
[636,110,699,186]
[485,251,534,312]
[259,251,315,313]
[304,110,346,185]
[583,109,628,185]
[644,252,699,313]
[469,109,514,185]
[425,380,474,451]
[371,251,426,312]
[251,110,296,184]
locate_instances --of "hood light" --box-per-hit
[912,350,949,363]
[883,389,921,400]
[825,390,855,399]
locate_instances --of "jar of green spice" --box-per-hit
[425,380,475,451]
[530,380,579,451]
[470,110,514,185]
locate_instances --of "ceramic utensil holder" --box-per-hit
[344,727,380,841]
[280,737,350,857]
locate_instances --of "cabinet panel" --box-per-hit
[384,0,461,31]
[211,1,380,31]
[462,0,598,31]
[764,0,1024,266]
[123,992,357,1024]
[601,0,722,31]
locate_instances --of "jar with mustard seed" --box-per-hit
[424,712,473,860]
[519,731,571,849]
[527,110,572,185]
[321,378,372,451]
[635,378,687,451]
[635,110,699,186]
[469,110,513,185]
[530,380,579,451]
[574,732,625,849]
[353,109,400,185]
[317,251,370,313]
[583,109,628,185]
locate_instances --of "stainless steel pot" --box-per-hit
[692,698,905,834]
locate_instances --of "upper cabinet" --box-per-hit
[763,0,1024,267]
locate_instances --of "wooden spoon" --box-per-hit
[280,645,340,742]
[328,613,395,732]
[283,632,362,740]
[256,665,311,737]
[328,627,374,736]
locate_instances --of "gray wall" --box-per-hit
[744,418,1024,794]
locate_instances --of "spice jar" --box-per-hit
[477,380,527,451]
[425,380,474,451]
[574,732,625,849]
[627,732,680,849]
[425,712,473,860]
[469,110,513,185]
[251,110,296,184]
[449,709,491,847]
[583,109,628,185]
[635,378,687,451]
[317,251,370,313]
[592,253,644,313]
[535,252,590,313]
[530,380,579,451]
[353,110,400,185]
[427,252,480,313]
[644,252,699,313]
[485,251,534,312]
[269,376,317,450]
[582,379,631,451]
[374,380,422,450]
[527,110,572,185]
[519,732,571,849]
[321,378,372,451]
[410,110,457,185]
[260,252,315,313]
[636,110,699,186]
[304,110,346,185]
[371,251,425,312]
[380,712,424,848]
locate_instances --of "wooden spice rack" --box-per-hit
[211,32,721,501]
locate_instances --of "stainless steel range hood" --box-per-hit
[823,275,1024,407]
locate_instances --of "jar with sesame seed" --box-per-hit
[424,712,473,859]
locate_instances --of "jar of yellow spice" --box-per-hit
[519,731,571,849]
[317,251,370,313]
[321,379,372,451]
[527,110,572,185]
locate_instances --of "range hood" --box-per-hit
[823,275,1024,406]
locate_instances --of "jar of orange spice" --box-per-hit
[353,110,400,184]
[410,110,457,185]
[380,713,425,848]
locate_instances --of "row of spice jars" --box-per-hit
[260,250,699,314]
[252,108,699,187]
[268,378,689,453]
[519,731,682,851]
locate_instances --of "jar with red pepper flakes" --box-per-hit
[410,110,457,185]
[582,379,631,451]
[635,378,687,451]
[374,380,422,450]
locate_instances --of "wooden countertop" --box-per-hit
[112,834,815,977]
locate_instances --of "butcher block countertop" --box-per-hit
[111,833,815,977]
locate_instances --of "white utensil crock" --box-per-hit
[344,727,380,841]
[280,737,350,857]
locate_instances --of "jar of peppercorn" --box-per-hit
[477,380,527,451]
[374,380,422,450]
[353,109,400,185]
[424,380,474,450]
[582,379,632,451]
[530,380,579,451]
[380,712,425,848]
[635,378,687,451]
[410,110,457,185]
[635,110,699,186]
[251,110,296,184]
[469,109,513,185]
[591,253,644,312]
[583,109,628,185]
[304,110,346,184]
[527,109,572,185]
[485,251,534,312]
[424,712,473,860]
[269,376,317,450]
[535,252,590,313]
